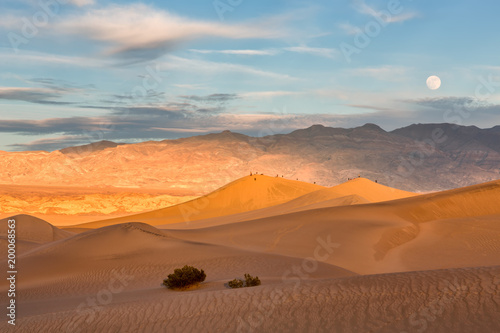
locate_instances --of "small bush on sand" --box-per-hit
[163,265,206,290]
[244,274,261,287]
[228,278,244,288]
[228,274,261,288]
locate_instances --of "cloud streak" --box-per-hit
[338,23,362,35]
[284,46,338,59]
[0,87,73,105]
[352,0,418,23]
[180,94,239,103]
[190,47,339,59]
[189,49,278,56]
[50,4,289,63]
[347,65,411,81]
[161,55,295,80]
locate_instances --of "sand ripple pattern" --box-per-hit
[5,265,499,333]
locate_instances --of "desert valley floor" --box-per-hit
[1,175,500,332]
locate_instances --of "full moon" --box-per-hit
[426,75,441,90]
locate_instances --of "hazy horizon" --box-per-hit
[3,121,500,153]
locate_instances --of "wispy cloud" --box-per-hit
[180,94,239,103]
[0,50,111,68]
[68,0,95,6]
[172,84,206,90]
[191,47,338,59]
[284,46,338,59]
[189,49,278,56]
[161,55,295,80]
[347,65,411,81]
[352,0,418,23]
[346,104,397,113]
[28,78,95,93]
[404,96,500,114]
[23,0,94,7]
[241,91,301,99]
[50,4,288,63]
[338,23,362,35]
[0,87,73,105]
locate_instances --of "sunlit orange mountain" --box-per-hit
[1,123,500,194]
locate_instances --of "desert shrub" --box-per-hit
[228,274,261,288]
[163,265,206,289]
[244,273,261,287]
[228,278,244,288]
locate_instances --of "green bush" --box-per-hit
[228,278,244,288]
[163,265,206,289]
[244,273,261,287]
[227,274,261,289]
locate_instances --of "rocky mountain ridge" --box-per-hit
[1,123,499,193]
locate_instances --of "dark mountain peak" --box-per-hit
[357,123,386,132]
[193,130,250,142]
[60,140,124,155]
[392,123,482,138]
[289,124,345,138]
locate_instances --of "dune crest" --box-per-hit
[0,214,74,255]
[72,175,323,228]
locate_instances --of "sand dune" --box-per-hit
[163,178,415,230]
[327,177,417,202]
[0,214,74,255]
[267,177,416,210]
[160,193,371,230]
[163,179,500,274]
[73,175,323,229]
[393,178,500,222]
[1,178,499,332]
[0,222,353,299]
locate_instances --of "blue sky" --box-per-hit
[0,0,499,151]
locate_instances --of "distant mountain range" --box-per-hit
[1,123,499,193]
